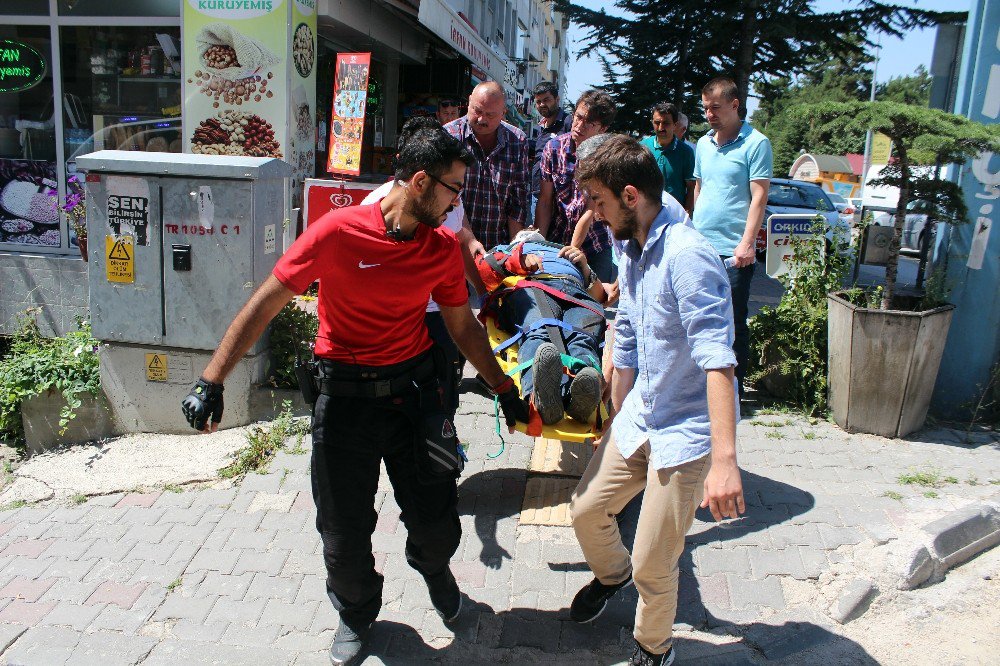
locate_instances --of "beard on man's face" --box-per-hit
[408,186,448,229]
[611,202,638,241]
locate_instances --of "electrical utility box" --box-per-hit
[77,151,293,434]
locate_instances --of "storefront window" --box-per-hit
[58,0,179,17]
[0,26,60,248]
[0,1,49,15]
[60,26,182,182]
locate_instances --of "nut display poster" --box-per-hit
[182,0,289,160]
[326,53,371,177]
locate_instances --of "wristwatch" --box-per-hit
[585,267,599,289]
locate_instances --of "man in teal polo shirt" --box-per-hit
[639,102,695,214]
[692,76,772,395]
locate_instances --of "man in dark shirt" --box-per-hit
[530,81,573,224]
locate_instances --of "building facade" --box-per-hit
[0,0,567,334]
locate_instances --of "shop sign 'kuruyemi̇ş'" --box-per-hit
[0,40,47,94]
[189,0,283,19]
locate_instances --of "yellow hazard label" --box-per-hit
[145,353,168,382]
[106,236,134,284]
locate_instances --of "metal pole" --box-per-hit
[858,36,881,202]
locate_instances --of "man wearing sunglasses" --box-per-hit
[436,98,461,125]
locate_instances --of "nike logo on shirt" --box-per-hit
[358,261,381,269]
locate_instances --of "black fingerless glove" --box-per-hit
[494,377,529,428]
[181,377,225,431]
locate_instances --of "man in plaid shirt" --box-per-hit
[445,81,529,249]
[536,90,617,282]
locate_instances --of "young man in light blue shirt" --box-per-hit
[692,76,772,392]
[569,135,744,666]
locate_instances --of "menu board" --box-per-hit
[326,53,371,177]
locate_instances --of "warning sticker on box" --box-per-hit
[264,224,276,255]
[105,236,135,284]
[145,353,168,382]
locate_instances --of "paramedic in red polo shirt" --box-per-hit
[181,129,528,666]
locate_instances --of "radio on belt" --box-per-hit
[75,150,293,434]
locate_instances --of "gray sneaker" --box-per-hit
[566,366,601,423]
[531,342,565,425]
[329,620,370,665]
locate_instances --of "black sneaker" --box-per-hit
[329,620,371,665]
[566,366,601,423]
[569,574,634,623]
[531,342,565,425]
[425,567,462,622]
[629,641,675,666]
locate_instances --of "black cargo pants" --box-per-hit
[310,388,461,630]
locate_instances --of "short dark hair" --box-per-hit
[395,129,474,181]
[575,134,662,203]
[576,90,616,128]
[702,76,739,102]
[532,81,559,99]
[651,102,679,123]
[398,116,442,152]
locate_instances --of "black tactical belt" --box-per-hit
[316,351,436,399]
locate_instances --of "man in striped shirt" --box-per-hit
[445,81,529,249]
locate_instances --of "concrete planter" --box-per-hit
[827,291,954,438]
[21,389,116,456]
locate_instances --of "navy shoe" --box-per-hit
[569,574,634,623]
[629,641,675,666]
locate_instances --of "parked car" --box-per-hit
[847,197,864,226]
[826,191,857,227]
[755,178,849,261]
[871,199,943,255]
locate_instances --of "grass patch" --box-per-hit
[0,499,27,511]
[923,490,939,499]
[765,430,785,440]
[219,402,310,479]
[802,430,817,440]
[162,484,184,494]
[966,475,979,486]
[70,493,87,505]
[882,490,903,501]
[897,468,959,489]
[167,578,182,592]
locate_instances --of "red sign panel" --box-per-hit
[326,52,371,177]
[302,178,382,228]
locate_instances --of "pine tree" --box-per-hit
[555,0,962,134]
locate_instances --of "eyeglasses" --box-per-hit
[439,100,458,108]
[427,172,463,197]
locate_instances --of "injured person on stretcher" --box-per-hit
[476,230,609,427]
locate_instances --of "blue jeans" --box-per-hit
[498,278,605,399]
[723,258,755,387]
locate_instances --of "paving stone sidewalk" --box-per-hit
[0,383,997,665]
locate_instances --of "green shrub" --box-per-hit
[0,312,101,443]
[747,216,851,416]
[267,300,318,389]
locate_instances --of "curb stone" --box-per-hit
[898,500,1000,590]
[829,578,878,624]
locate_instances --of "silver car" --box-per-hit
[872,199,941,255]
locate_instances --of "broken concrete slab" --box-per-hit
[0,427,252,504]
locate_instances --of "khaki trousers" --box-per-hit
[570,435,710,654]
